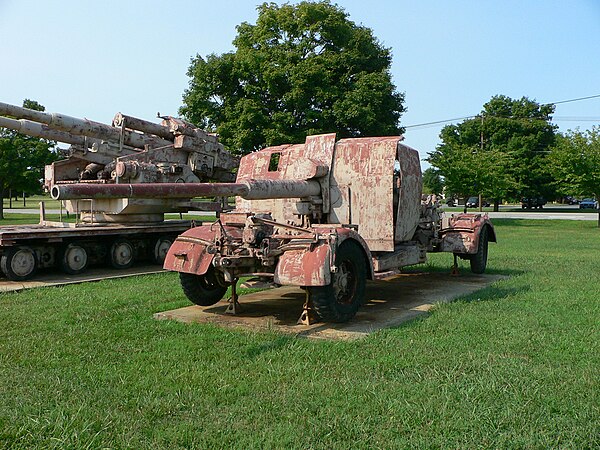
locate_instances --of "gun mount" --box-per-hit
[0,101,239,223]
[53,133,497,323]
[0,100,242,281]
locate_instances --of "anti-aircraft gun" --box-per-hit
[0,101,239,280]
[52,133,496,324]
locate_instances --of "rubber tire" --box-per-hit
[180,266,228,306]
[470,225,489,274]
[1,246,38,281]
[59,243,89,275]
[152,236,173,265]
[109,239,134,269]
[308,241,367,323]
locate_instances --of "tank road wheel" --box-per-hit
[470,226,489,274]
[152,236,173,265]
[109,239,134,269]
[1,246,38,281]
[180,266,228,307]
[59,243,89,275]
[308,241,367,323]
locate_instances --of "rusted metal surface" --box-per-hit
[328,137,419,252]
[0,100,240,224]
[0,101,169,150]
[156,133,495,323]
[52,179,321,202]
[274,243,331,286]
[440,213,496,254]
[395,143,422,242]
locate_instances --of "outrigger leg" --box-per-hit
[451,253,460,276]
[297,290,319,325]
[225,278,241,314]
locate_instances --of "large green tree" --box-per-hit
[428,95,557,210]
[548,127,600,226]
[0,99,58,219]
[181,1,405,153]
[422,167,444,196]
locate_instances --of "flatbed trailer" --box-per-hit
[0,219,194,281]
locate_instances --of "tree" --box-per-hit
[422,167,444,195]
[428,95,557,210]
[0,99,58,219]
[548,127,600,226]
[181,1,405,154]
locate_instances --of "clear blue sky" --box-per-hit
[1,0,599,165]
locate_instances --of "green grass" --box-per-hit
[0,219,599,448]
[0,214,75,225]
[3,194,62,210]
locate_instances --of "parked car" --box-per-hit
[579,198,598,209]
[521,197,546,209]
[466,196,490,208]
[565,196,580,205]
[446,198,457,207]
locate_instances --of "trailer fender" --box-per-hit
[274,227,374,286]
[163,224,237,275]
[440,214,496,254]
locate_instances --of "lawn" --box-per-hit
[3,194,62,210]
[0,219,598,448]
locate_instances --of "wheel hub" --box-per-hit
[11,249,36,277]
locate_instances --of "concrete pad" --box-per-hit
[0,265,165,293]
[154,272,506,340]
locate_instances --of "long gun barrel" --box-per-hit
[0,115,102,148]
[0,101,170,149]
[51,180,321,201]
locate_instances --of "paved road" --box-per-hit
[441,204,600,221]
[484,211,598,221]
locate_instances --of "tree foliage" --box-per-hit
[422,167,444,195]
[548,127,600,199]
[181,1,405,153]
[428,95,557,207]
[0,99,58,218]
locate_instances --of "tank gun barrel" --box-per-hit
[51,179,321,201]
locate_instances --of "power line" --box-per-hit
[545,94,600,106]
[404,115,475,129]
[404,94,600,130]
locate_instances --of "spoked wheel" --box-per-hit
[152,236,173,265]
[180,266,228,306]
[470,226,489,274]
[1,246,38,281]
[59,243,89,275]
[308,241,367,323]
[109,239,134,269]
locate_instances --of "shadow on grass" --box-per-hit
[451,284,530,304]
[244,334,296,358]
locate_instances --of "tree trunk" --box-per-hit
[0,186,5,220]
[494,200,500,212]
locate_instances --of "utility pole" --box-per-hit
[479,115,484,212]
